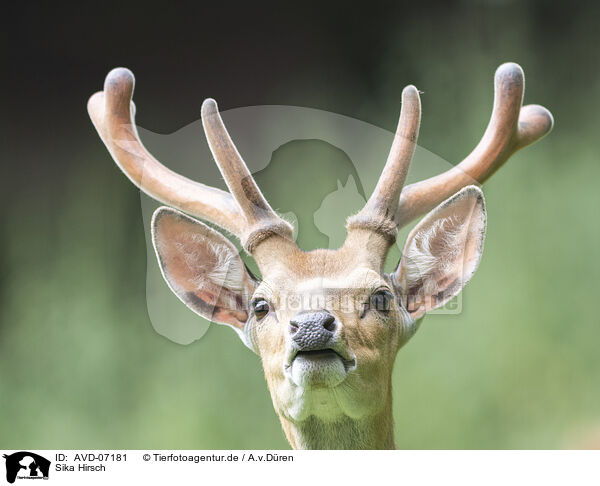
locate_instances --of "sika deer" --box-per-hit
[88,63,552,449]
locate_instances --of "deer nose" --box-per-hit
[289,311,337,349]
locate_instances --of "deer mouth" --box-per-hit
[285,348,356,388]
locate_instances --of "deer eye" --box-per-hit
[370,289,393,314]
[251,299,270,320]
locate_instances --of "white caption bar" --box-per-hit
[1,450,599,485]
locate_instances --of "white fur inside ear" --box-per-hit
[179,233,245,294]
[403,215,471,293]
[396,186,486,317]
[151,206,256,333]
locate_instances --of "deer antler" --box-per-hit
[88,68,293,251]
[395,62,553,227]
[347,85,421,240]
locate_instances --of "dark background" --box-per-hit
[2,1,599,448]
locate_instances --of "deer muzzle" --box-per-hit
[285,311,356,388]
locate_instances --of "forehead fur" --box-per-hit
[263,248,386,285]
[294,268,385,293]
[256,253,388,309]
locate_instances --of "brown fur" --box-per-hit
[151,187,487,449]
[89,64,552,449]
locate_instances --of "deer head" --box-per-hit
[88,63,552,449]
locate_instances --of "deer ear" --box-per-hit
[392,186,486,319]
[151,207,257,334]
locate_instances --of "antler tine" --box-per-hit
[201,99,294,251]
[347,85,422,241]
[88,68,294,252]
[88,68,245,236]
[395,62,553,227]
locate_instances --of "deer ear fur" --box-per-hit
[392,186,486,320]
[152,207,257,336]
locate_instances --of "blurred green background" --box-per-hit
[1,1,599,449]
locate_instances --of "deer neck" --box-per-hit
[279,389,396,450]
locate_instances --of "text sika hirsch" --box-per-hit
[88,63,552,449]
